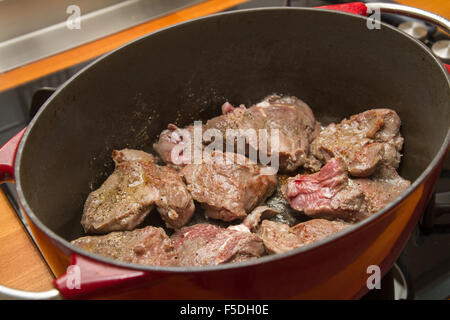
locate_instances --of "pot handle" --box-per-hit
[318,2,450,71]
[0,127,61,299]
[54,254,148,299]
[0,286,60,300]
[319,2,450,33]
[0,127,27,184]
[0,252,150,299]
[364,2,450,33]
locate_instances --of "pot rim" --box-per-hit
[14,7,450,274]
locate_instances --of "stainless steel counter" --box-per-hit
[0,0,203,73]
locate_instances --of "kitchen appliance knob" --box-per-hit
[398,21,428,41]
[431,40,450,64]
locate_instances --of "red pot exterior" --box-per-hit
[18,153,443,299]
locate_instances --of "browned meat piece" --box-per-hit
[181,151,277,222]
[151,165,195,229]
[204,95,322,172]
[154,104,260,168]
[172,206,277,266]
[204,104,266,139]
[172,224,264,266]
[82,149,195,233]
[82,150,158,234]
[265,175,310,226]
[282,157,367,222]
[353,165,412,213]
[71,226,177,266]
[258,219,349,254]
[282,157,411,222]
[154,95,321,172]
[310,109,404,177]
[254,95,322,171]
[153,124,202,168]
[239,205,280,232]
[112,148,154,163]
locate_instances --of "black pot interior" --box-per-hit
[18,8,450,242]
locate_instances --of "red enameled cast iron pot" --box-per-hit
[0,2,449,299]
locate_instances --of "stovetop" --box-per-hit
[0,0,449,300]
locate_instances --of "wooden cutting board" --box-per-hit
[0,0,448,294]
